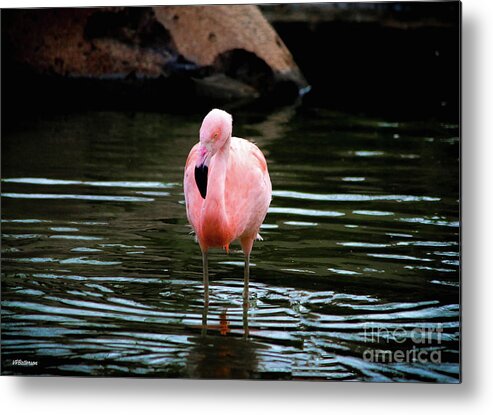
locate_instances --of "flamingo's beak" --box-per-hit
[195,145,210,199]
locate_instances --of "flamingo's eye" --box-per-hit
[213,132,219,140]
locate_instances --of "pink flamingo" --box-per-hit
[184,109,272,304]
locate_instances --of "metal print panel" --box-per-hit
[1,2,461,382]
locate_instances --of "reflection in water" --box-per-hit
[1,108,459,381]
[187,332,259,380]
[191,296,255,379]
[243,302,249,338]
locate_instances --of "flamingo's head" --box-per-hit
[195,109,233,198]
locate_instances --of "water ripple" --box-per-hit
[2,177,176,189]
[272,190,440,202]
[269,207,344,217]
[2,193,154,202]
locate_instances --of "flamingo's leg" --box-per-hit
[244,252,250,300]
[202,250,209,306]
[240,237,254,302]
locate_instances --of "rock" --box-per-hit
[1,6,308,110]
[2,7,193,80]
[154,5,306,90]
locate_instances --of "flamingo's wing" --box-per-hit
[249,143,269,175]
[248,141,272,239]
[226,137,272,240]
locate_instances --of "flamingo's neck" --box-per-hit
[208,137,230,200]
[200,137,232,247]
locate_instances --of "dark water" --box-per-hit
[1,107,460,382]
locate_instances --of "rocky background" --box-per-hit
[2,3,459,119]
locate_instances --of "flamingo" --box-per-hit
[184,109,272,304]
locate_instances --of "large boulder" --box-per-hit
[2,6,308,109]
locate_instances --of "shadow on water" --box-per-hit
[1,105,459,382]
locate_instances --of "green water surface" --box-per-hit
[1,106,460,381]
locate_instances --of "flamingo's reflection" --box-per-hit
[188,291,259,379]
[201,297,249,338]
